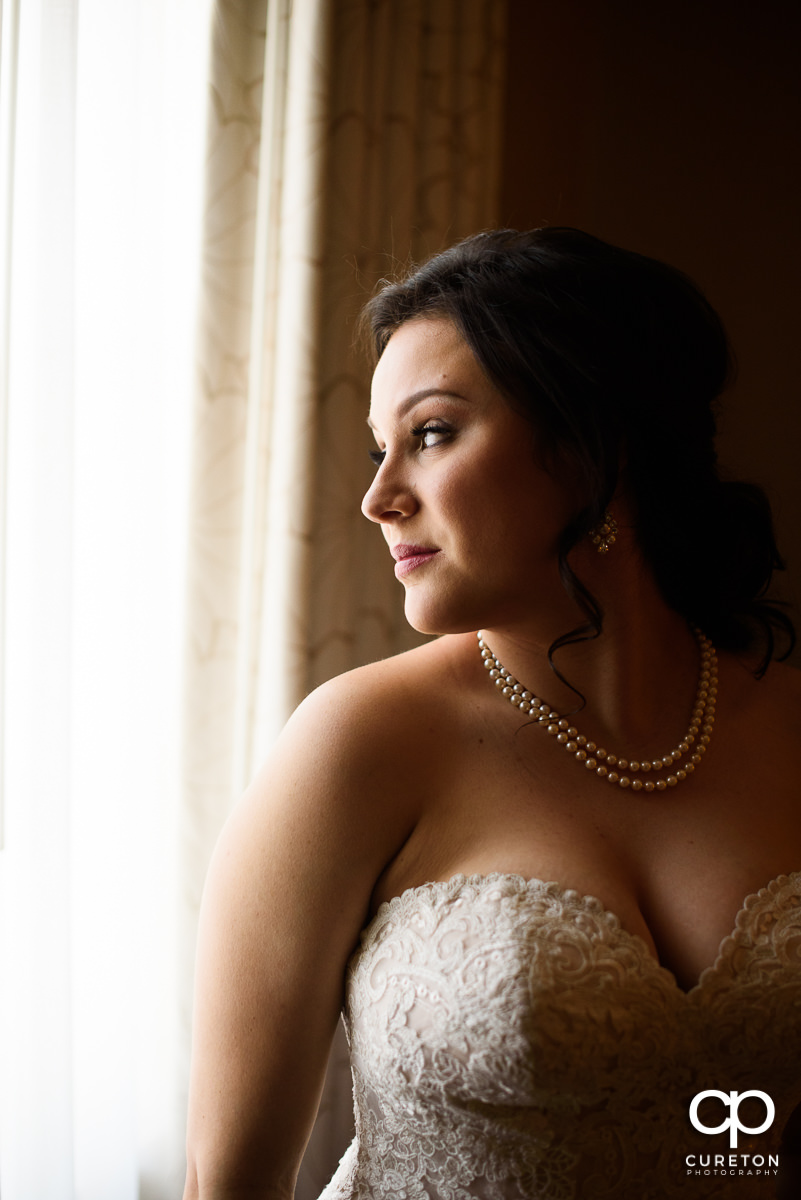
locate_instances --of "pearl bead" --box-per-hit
[477,627,716,797]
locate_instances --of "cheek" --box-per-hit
[425,457,476,512]
[435,459,529,546]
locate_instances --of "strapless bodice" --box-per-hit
[319,871,801,1198]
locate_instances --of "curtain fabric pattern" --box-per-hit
[183,1,507,1193]
[179,0,270,1120]
[0,0,506,1193]
[307,0,508,695]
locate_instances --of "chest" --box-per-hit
[375,706,801,992]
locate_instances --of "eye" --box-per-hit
[412,423,451,449]
[368,448,386,466]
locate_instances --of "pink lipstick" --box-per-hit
[391,544,441,579]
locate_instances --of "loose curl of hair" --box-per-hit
[361,227,794,679]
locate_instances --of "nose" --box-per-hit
[361,456,419,524]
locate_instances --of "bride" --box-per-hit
[183,228,801,1199]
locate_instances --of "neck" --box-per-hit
[480,537,704,759]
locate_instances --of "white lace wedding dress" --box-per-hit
[318,871,801,1199]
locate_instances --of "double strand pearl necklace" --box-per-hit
[477,628,718,792]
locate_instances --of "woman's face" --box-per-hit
[362,317,578,637]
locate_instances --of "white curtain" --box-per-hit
[0,1,212,1196]
[0,0,507,1194]
[183,0,509,867]
[181,3,507,1193]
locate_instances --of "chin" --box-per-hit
[402,592,483,638]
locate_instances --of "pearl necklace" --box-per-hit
[477,628,717,792]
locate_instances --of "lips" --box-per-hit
[391,543,441,579]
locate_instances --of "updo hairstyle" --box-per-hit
[361,228,794,674]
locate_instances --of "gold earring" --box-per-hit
[590,510,618,554]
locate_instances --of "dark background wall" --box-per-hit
[499,0,801,647]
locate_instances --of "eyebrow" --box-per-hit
[366,388,466,430]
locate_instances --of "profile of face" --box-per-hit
[362,318,579,637]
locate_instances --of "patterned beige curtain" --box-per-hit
[181,0,507,1190]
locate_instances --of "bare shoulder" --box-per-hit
[722,655,801,803]
[762,659,801,744]
[229,635,473,885]
[187,643,476,1196]
[764,657,801,703]
[281,632,474,763]
[736,655,801,720]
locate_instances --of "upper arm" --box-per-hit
[184,670,417,1198]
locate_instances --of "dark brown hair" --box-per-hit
[362,227,794,674]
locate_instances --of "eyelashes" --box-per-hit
[413,423,450,448]
[368,423,451,467]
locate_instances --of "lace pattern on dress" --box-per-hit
[318,872,801,1199]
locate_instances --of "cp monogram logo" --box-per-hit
[689,1090,775,1149]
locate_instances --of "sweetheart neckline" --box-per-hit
[366,868,801,997]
